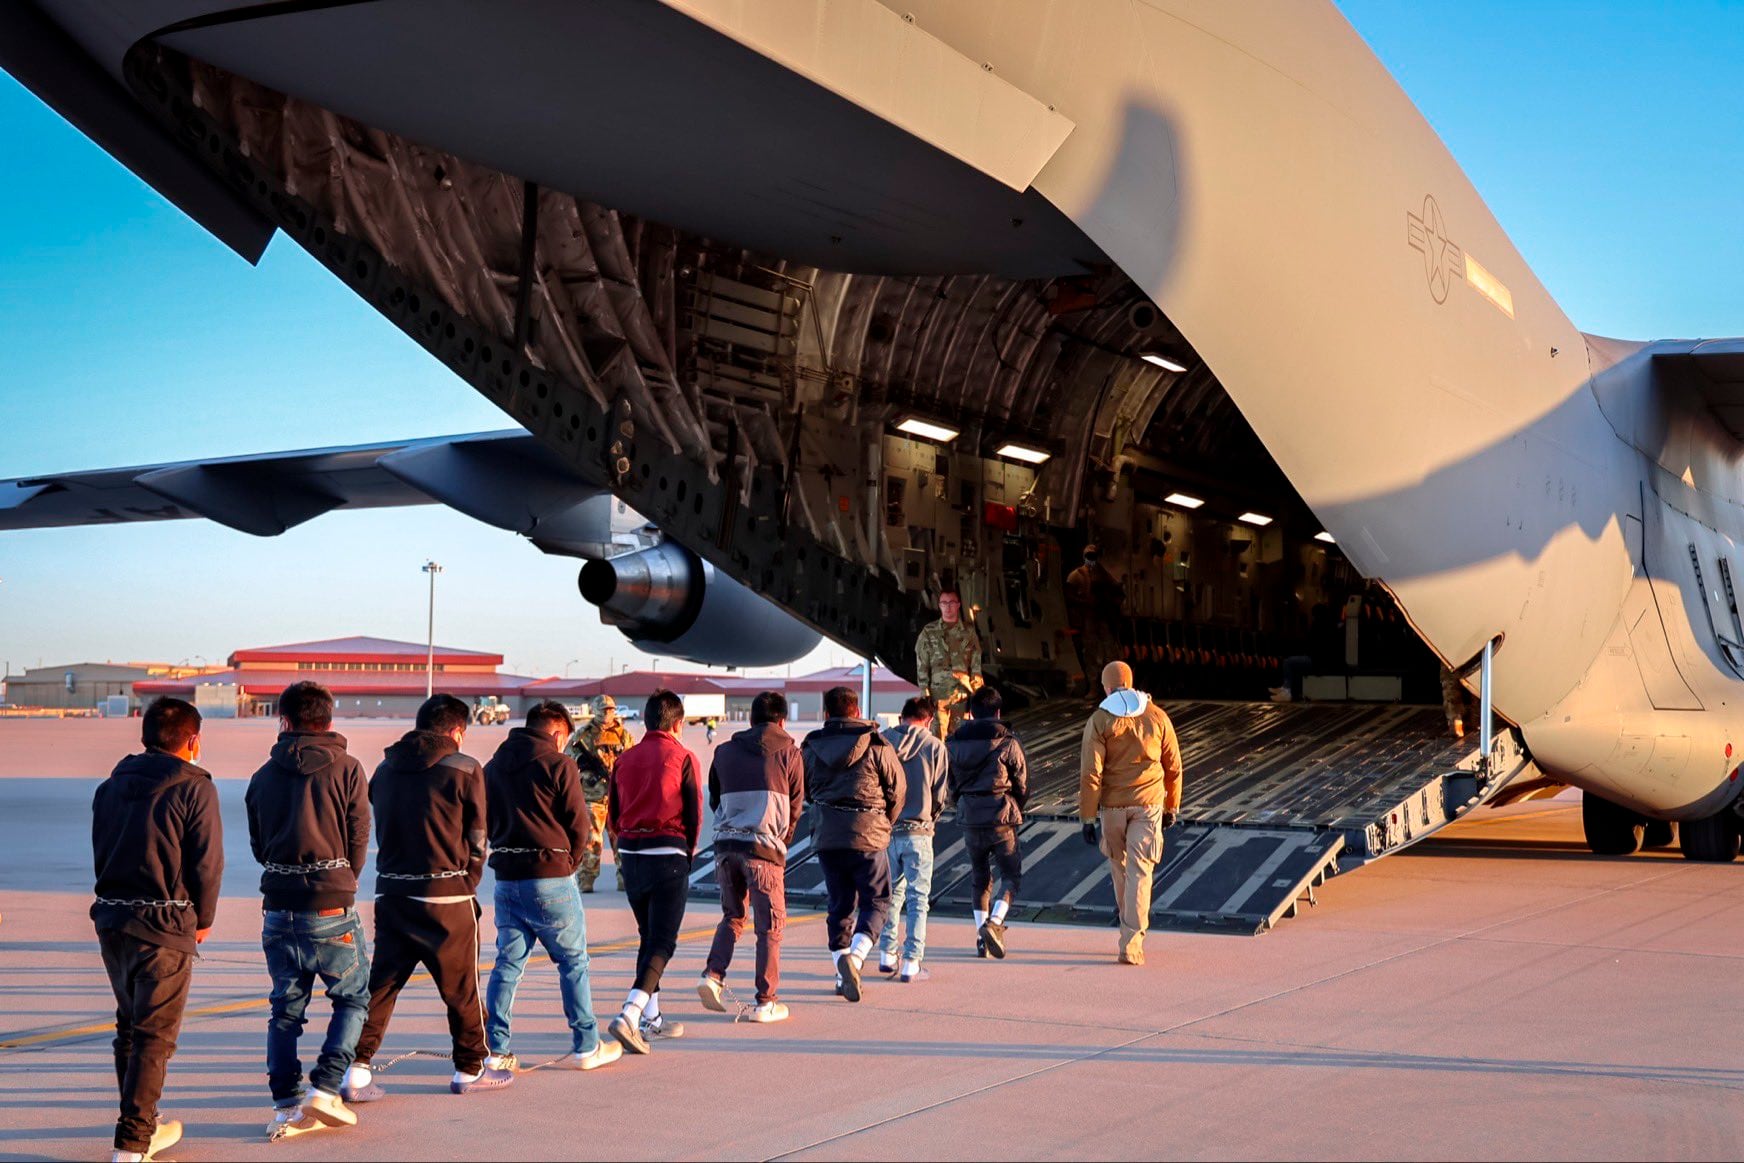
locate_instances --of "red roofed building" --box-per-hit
[133,636,537,719]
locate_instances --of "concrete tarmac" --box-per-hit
[3,721,1743,1160]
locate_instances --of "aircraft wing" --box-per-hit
[0,430,611,549]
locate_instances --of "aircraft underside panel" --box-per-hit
[690,700,1504,935]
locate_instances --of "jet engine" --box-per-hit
[578,542,821,668]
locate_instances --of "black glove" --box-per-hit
[1159,810,1178,830]
[1082,820,1099,847]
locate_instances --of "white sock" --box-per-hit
[848,932,873,966]
[312,1087,339,1099]
[644,991,661,1022]
[452,1067,482,1084]
[901,958,920,977]
[114,1154,144,1163]
[991,900,1009,925]
[344,1064,372,1090]
[622,988,650,1025]
[974,909,988,928]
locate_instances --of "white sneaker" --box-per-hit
[486,1052,519,1072]
[696,974,726,1012]
[1268,686,1293,703]
[303,1089,356,1127]
[116,1119,182,1161]
[556,1040,624,1070]
[266,1104,322,1142]
[640,1014,685,1040]
[746,1001,789,1023]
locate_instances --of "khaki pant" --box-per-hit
[1100,805,1166,958]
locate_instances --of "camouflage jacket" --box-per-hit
[914,618,983,702]
[569,719,634,801]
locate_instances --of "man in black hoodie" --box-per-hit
[91,696,222,1163]
[801,686,905,1003]
[946,685,1029,959]
[345,694,513,1099]
[244,681,371,1139]
[481,701,621,1072]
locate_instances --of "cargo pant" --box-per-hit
[1100,805,1166,959]
[574,801,612,892]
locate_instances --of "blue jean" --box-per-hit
[486,877,599,1055]
[878,833,934,962]
[262,908,371,1104]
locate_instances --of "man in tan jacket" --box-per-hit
[1078,661,1182,965]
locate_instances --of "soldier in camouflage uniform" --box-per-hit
[566,694,635,892]
[914,590,984,740]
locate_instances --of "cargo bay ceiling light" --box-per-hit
[1238,511,1274,526]
[1141,352,1188,373]
[1315,531,1337,544]
[894,415,960,443]
[1164,492,1205,509]
[995,442,1051,465]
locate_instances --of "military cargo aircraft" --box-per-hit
[4,2,1740,927]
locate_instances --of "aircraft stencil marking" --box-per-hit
[1406,194,1463,304]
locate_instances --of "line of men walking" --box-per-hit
[89,663,1181,1161]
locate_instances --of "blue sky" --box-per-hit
[1,2,1740,680]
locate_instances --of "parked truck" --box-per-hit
[472,696,511,726]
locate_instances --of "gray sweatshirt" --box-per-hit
[882,723,950,836]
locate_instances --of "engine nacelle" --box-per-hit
[578,542,821,667]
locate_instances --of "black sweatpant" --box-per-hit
[966,826,1023,913]
[98,929,193,1154]
[817,848,892,952]
[354,896,486,1074]
[620,853,691,994]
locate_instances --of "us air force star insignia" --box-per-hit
[1406,195,1464,304]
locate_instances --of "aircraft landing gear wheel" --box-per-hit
[1581,792,1645,856]
[1680,812,1740,862]
[1643,819,1677,849]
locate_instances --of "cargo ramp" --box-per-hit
[689,699,1533,935]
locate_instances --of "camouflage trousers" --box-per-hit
[574,801,620,892]
[930,694,967,741]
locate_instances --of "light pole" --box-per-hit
[422,561,443,699]
[564,658,581,678]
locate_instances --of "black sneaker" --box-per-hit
[837,955,862,1003]
[877,959,898,975]
[980,920,1007,959]
[975,936,988,959]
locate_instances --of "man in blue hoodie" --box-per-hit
[244,681,371,1140]
[91,697,222,1163]
[877,697,949,983]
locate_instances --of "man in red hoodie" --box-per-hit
[605,689,704,1055]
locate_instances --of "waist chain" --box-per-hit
[377,868,470,881]
[491,846,570,856]
[821,802,879,813]
[95,896,191,908]
[262,858,352,875]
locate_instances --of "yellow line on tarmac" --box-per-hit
[0,912,821,1051]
